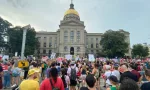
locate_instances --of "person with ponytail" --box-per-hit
[106,75,119,90]
[40,67,64,90]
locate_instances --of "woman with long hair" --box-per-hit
[91,63,100,90]
[40,67,64,90]
[81,65,87,86]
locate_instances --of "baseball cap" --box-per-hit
[109,75,118,83]
[28,69,39,76]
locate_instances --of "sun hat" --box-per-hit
[28,69,39,76]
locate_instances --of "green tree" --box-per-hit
[0,17,12,48]
[132,44,149,58]
[8,26,39,56]
[100,30,129,58]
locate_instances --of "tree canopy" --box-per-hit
[7,26,39,56]
[0,16,39,56]
[132,44,149,58]
[0,17,12,47]
[100,30,129,58]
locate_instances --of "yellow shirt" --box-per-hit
[20,79,40,90]
[33,67,41,82]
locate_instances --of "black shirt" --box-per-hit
[141,82,150,90]
[120,71,138,83]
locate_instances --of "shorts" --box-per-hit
[70,79,77,86]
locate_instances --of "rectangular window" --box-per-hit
[91,44,93,48]
[43,49,46,54]
[64,36,68,43]
[49,42,52,47]
[44,42,46,47]
[96,43,99,48]
[91,38,93,43]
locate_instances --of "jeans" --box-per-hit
[65,88,69,90]
[3,71,11,87]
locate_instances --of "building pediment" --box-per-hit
[60,20,84,27]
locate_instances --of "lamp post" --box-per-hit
[21,25,31,60]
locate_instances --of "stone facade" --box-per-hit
[36,3,131,57]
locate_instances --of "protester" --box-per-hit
[120,63,138,83]
[11,62,21,86]
[130,63,141,82]
[80,74,97,90]
[104,65,115,87]
[119,78,139,90]
[20,69,40,90]
[67,61,78,90]
[40,67,64,90]
[3,62,11,89]
[112,65,120,81]
[0,63,3,89]
[61,69,70,90]
[106,75,119,90]
[140,69,150,90]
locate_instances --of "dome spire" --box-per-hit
[70,0,74,9]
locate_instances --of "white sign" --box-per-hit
[2,55,9,60]
[15,52,18,57]
[51,53,56,59]
[75,55,80,61]
[65,54,72,60]
[88,54,95,61]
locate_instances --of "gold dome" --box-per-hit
[64,9,79,16]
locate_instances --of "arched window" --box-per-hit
[64,46,68,52]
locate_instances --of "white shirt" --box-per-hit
[112,70,120,81]
[104,70,115,85]
[67,65,78,76]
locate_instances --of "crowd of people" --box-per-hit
[0,58,150,90]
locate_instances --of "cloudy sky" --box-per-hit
[0,0,150,46]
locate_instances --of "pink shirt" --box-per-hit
[40,78,64,90]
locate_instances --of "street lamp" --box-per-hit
[21,24,31,60]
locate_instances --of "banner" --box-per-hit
[88,54,95,61]
[65,54,72,60]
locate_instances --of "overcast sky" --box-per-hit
[0,0,150,46]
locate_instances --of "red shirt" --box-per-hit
[131,70,141,80]
[40,77,64,90]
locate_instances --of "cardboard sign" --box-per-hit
[65,54,72,60]
[42,56,48,61]
[88,54,95,61]
[18,60,29,68]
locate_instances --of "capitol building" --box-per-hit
[36,2,131,57]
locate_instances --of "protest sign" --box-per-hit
[65,54,72,60]
[88,54,95,61]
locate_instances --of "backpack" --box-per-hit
[12,68,19,77]
[50,79,59,90]
[61,75,67,88]
[57,67,61,73]
[70,68,76,80]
